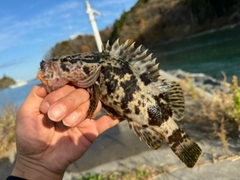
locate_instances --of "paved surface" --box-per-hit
[0,146,15,180]
[1,120,240,180]
[63,120,240,180]
[153,159,240,180]
[67,121,150,172]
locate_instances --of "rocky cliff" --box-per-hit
[110,0,240,47]
[46,0,240,57]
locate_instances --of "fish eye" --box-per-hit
[61,58,68,62]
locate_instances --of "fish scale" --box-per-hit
[38,39,202,168]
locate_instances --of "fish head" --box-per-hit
[38,58,69,93]
[38,53,102,93]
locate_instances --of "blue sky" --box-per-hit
[0,0,137,81]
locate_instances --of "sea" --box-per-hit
[0,25,240,109]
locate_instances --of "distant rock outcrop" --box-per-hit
[0,75,16,90]
[167,69,230,94]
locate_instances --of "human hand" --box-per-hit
[11,84,119,180]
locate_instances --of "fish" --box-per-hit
[38,39,202,167]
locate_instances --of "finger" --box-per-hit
[75,115,120,143]
[63,100,102,127]
[18,84,47,118]
[62,100,89,127]
[47,88,90,122]
[17,84,53,135]
[40,85,77,113]
[95,115,120,135]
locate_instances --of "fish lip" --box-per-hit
[37,71,52,93]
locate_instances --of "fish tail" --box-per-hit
[166,128,202,168]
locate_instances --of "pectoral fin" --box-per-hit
[86,83,100,118]
[159,81,185,121]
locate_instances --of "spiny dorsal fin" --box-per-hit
[104,40,111,51]
[103,39,161,82]
[157,80,185,121]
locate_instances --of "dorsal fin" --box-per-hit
[104,40,111,51]
[103,39,161,82]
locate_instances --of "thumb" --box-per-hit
[18,84,47,118]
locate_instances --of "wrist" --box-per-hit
[11,156,64,180]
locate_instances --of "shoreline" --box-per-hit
[150,23,240,48]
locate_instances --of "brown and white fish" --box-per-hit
[38,39,202,168]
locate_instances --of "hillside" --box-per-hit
[110,0,240,47]
[46,28,112,59]
[46,0,240,57]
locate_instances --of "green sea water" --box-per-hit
[153,25,240,82]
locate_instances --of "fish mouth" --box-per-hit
[38,60,69,93]
[37,71,51,93]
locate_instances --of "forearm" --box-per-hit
[10,156,64,180]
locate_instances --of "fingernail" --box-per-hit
[63,111,79,127]
[48,104,66,121]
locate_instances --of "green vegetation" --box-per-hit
[228,76,240,122]
[185,75,200,100]
[110,11,129,43]
[78,165,157,180]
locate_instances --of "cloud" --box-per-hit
[42,1,80,16]
[0,0,137,53]
[0,1,83,53]
[0,58,27,69]
[93,0,135,8]
[0,16,14,26]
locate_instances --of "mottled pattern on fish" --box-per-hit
[38,39,202,168]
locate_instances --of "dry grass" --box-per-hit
[216,118,231,155]
[179,73,239,155]
[180,72,234,121]
[0,102,18,158]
